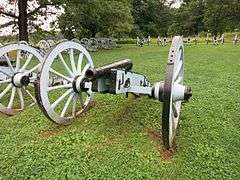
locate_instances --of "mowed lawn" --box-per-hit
[0,43,240,179]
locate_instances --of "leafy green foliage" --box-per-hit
[169,0,205,36]
[174,0,240,35]
[56,0,240,38]
[58,0,133,39]
[132,0,171,37]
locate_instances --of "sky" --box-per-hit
[0,0,181,36]
[172,0,181,8]
[0,0,63,36]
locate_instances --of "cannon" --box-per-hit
[35,36,192,148]
[108,38,117,49]
[233,34,239,45]
[88,38,99,51]
[80,38,90,49]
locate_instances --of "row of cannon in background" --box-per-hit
[38,38,118,52]
[0,37,118,81]
[136,36,198,47]
[136,34,240,47]
[205,34,239,45]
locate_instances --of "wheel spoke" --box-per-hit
[4,54,15,72]
[172,103,179,118]
[174,60,183,81]
[17,88,24,109]
[77,53,83,73]
[72,94,77,117]
[176,48,182,62]
[50,68,73,82]
[60,93,74,117]
[0,79,11,84]
[23,88,36,105]
[51,89,73,109]
[15,50,21,71]
[23,64,40,75]
[59,52,74,77]
[7,87,16,108]
[175,76,183,84]
[0,84,12,99]
[69,49,77,74]
[20,54,33,71]
[81,64,90,75]
[79,92,84,107]
[48,83,72,91]
[0,69,11,77]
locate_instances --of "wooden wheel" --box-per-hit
[162,36,191,149]
[0,43,43,115]
[36,41,94,124]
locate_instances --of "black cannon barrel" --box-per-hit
[86,59,133,79]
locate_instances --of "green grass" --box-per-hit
[0,43,240,179]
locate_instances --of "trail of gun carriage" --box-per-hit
[0,0,239,179]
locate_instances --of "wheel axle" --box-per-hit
[12,73,30,87]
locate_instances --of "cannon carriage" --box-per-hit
[0,36,192,148]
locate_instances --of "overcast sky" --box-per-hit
[0,0,181,36]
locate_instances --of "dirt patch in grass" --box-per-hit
[38,126,65,139]
[89,101,97,109]
[161,148,175,161]
[145,128,176,161]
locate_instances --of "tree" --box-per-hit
[203,0,226,35]
[0,0,61,42]
[202,0,240,35]
[168,0,205,36]
[132,0,172,37]
[58,0,133,39]
[221,0,240,31]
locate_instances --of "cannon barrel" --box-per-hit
[86,59,133,79]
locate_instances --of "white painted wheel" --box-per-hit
[18,41,29,45]
[72,38,81,44]
[80,38,89,49]
[37,40,51,52]
[36,41,94,124]
[0,43,43,115]
[57,39,68,43]
[162,36,185,149]
[47,39,55,47]
[88,38,98,51]
[109,38,117,49]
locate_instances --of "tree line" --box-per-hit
[0,0,240,41]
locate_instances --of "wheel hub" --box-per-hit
[72,75,89,93]
[172,83,192,102]
[152,82,192,102]
[12,73,30,87]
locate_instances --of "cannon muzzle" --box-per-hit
[86,59,133,79]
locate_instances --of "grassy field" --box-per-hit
[0,43,240,179]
